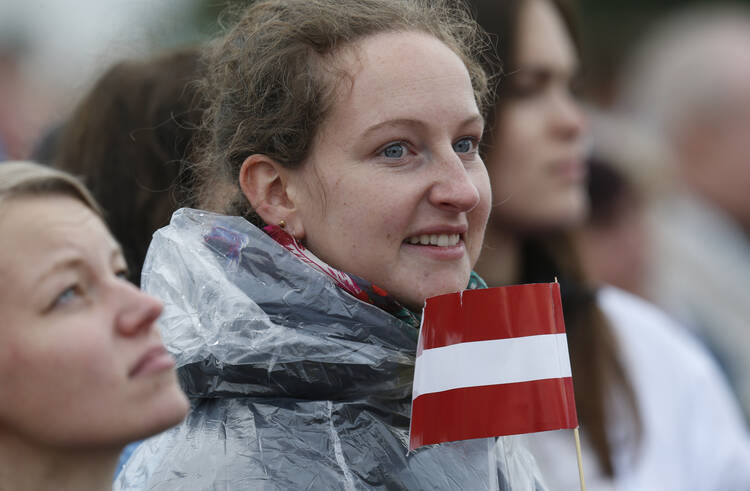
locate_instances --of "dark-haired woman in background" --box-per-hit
[470,0,750,489]
[52,47,203,286]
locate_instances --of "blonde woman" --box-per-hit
[0,161,188,490]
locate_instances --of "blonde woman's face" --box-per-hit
[288,31,491,309]
[0,195,188,447]
[487,0,588,232]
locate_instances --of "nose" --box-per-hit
[551,89,586,140]
[114,280,164,337]
[428,152,482,213]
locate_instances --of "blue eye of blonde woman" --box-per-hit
[381,142,407,159]
[52,285,80,310]
[453,137,476,154]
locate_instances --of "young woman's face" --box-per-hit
[0,195,188,448]
[289,31,491,310]
[487,0,587,232]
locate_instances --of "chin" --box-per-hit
[419,275,470,304]
[560,201,589,228]
[130,386,190,441]
[529,195,589,231]
[564,190,589,222]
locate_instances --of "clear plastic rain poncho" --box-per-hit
[115,209,548,490]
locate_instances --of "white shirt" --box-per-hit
[515,287,750,491]
[647,194,750,422]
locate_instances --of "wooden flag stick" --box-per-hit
[554,277,585,489]
[574,427,586,491]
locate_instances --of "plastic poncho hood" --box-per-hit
[115,209,547,490]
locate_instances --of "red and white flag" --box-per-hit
[409,282,578,451]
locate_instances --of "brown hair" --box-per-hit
[519,234,641,476]
[469,0,641,476]
[53,48,204,286]
[0,161,100,214]
[195,0,491,222]
[470,0,580,150]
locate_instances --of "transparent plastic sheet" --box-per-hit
[115,209,548,490]
[497,435,551,491]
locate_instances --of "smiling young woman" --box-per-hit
[0,161,188,491]
[238,29,491,311]
[114,0,547,489]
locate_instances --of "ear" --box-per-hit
[239,154,305,238]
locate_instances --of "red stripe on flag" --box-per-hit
[409,377,578,449]
[420,283,566,351]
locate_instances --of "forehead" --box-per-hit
[516,0,577,70]
[0,195,115,279]
[322,31,478,131]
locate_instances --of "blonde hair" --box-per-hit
[0,161,101,215]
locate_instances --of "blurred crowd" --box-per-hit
[2,0,750,490]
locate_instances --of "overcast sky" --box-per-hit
[1,0,194,101]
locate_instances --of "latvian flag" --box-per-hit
[409,282,578,451]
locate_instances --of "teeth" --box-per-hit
[406,234,460,246]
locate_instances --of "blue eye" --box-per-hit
[52,285,81,309]
[381,142,407,159]
[453,137,477,154]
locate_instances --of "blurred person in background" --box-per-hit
[617,4,750,423]
[577,158,648,296]
[0,32,50,161]
[51,47,203,286]
[471,0,750,488]
[0,161,189,490]
[575,112,672,298]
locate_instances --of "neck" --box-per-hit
[0,430,119,491]
[475,224,521,287]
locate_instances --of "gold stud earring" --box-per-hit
[279,219,286,228]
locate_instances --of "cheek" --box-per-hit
[324,174,406,233]
[488,152,544,212]
[26,339,114,390]
[473,167,492,223]
[0,315,144,447]
[466,167,491,261]
[302,175,391,270]
[495,105,542,151]
[0,333,111,430]
[0,322,55,382]
[5,316,119,391]
[489,145,538,199]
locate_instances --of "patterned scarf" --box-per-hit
[264,224,486,328]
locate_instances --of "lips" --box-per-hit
[129,345,176,378]
[550,156,586,183]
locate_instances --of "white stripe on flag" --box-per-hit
[413,333,572,399]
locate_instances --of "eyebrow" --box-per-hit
[362,114,485,138]
[32,246,125,290]
[32,256,85,291]
[514,62,580,79]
